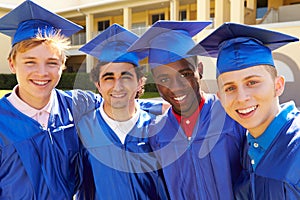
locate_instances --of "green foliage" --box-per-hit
[140,92,160,99]
[144,72,158,93]
[0,74,17,89]
[57,72,96,90]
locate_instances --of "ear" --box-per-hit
[197,62,203,79]
[8,59,16,74]
[217,90,223,101]
[274,75,285,97]
[94,82,102,94]
[138,78,143,89]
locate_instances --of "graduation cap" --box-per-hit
[128,20,211,69]
[0,0,83,46]
[187,22,299,77]
[79,23,146,66]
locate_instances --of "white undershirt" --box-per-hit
[99,101,140,144]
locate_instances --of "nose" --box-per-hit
[113,78,124,91]
[168,76,187,91]
[236,87,250,102]
[36,64,48,75]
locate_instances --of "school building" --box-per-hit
[0,0,300,106]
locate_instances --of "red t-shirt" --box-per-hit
[172,96,205,138]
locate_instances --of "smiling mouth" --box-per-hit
[173,95,186,101]
[111,93,126,98]
[237,105,258,114]
[32,80,49,86]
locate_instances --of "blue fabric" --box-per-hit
[187,22,299,77]
[76,108,169,199]
[0,0,82,45]
[247,103,292,170]
[146,30,197,69]
[0,89,82,199]
[149,94,246,199]
[234,101,300,199]
[13,19,57,45]
[137,99,163,115]
[97,41,140,66]
[188,22,299,58]
[128,20,211,69]
[79,24,146,66]
[216,37,274,77]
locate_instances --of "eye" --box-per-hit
[103,77,114,81]
[24,60,35,65]
[48,62,60,68]
[180,72,194,78]
[121,75,133,80]
[247,80,258,86]
[159,77,170,84]
[224,86,236,93]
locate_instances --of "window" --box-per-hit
[98,20,110,32]
[152,13,165,24]
[256,0,268,19]
[131,22,147,36]
[180,10,187,21]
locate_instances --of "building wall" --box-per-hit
[0,9,12,74]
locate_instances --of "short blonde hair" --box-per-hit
[8,30,71,68]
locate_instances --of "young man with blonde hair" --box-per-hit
[0,1,87,198]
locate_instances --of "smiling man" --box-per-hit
[75,23,169,200]
[0,0,84,199]
[95,62,140,121]
[188,22,300,199]
[128,20,246,200]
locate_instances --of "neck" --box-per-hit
[17,86,51,110]
[248,103,280,138]
[103,101,137,122]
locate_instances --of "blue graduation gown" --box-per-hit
[0,89,82,199]
[234,101,300,200]
[149,94,246,200]
[76,107,169,200]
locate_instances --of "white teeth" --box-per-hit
[174,95,186,101]
[33,80,48,86]
[238,106,257,114]
[111,94,126,98]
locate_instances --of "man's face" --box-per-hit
[152,58,202,117]
[217,65,284,136]
[96,62,141,117]
[9,42,63,109]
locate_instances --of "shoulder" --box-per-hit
[136,99,170,115]
[202,93,246,143]
[63,89,103,120]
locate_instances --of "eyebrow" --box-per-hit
[101,71,134,79]
[101,72,114,79]
[48,58,60,61]
[155,67,193,79]
[222,74,263,87]
[178,68,194,73]
[121,71,134,77]
[22,56,60,61]
[22,56,36,59]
